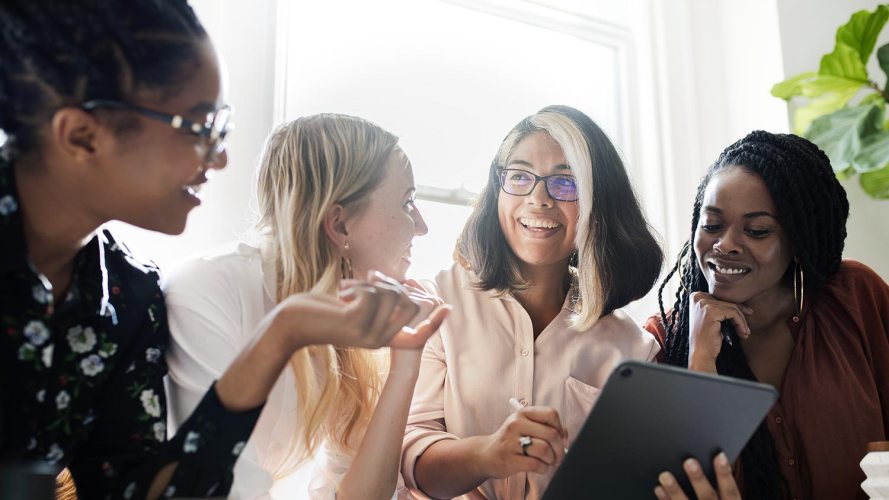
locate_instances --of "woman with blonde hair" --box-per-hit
[402,105,663,499]
[165,113,449,499]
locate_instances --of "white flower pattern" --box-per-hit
[41,344,53,368]
[23,320,49,346]
[140,389,161,418]
[152,421,166,442]
[80,354,104,376]
[145,347,161,363]
[55,390,70,410]
[67,325,97,353]
[183,431,200,453]
[0,194,17,215]
[46,443,64,463]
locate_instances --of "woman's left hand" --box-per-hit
[654,453,741,500]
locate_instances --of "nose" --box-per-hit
[206,148,228,171]
[413,205,429,236]
[526,178,554,207]
[713,227,743,254]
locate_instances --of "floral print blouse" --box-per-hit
[0,155,263,499]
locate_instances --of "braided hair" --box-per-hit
[0,0,207,159]
[657,130,849,499]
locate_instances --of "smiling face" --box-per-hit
[693,166,794,305]
[345,146,428,281]
[92,38,228,235]
[497,131,578,274]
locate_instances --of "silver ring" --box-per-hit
[519,435,532,456]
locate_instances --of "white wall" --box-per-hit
[776,0,889,279]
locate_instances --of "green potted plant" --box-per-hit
[772,4,889,199]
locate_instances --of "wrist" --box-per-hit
[269,302,309,353]
[387,349,422,381]
[688,352,718,373]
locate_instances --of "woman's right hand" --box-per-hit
[477,405,569,478]
[687,292,753,371]
[274,272,448,351]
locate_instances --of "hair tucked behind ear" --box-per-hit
[657,130,849,499]
[255,113,398,474]
[0,0,206,159]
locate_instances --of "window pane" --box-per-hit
[283,0,623,194]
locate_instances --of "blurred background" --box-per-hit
[104,0,889,322]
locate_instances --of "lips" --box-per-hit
[707,260,751,284]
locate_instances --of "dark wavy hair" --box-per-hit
[458,105,663,327]
[0,0,207,159]
[657,130,849,499]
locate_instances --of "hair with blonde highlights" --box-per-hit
[458,105,662,329]
[255,113,398,472]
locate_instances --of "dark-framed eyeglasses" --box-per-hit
[497,168,578,202]
[80,99,232,164]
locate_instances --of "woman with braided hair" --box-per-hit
[0,1,443,498]
[647,131,889,500]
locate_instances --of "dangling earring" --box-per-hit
[792,260,805,323]
[340,241,354,280]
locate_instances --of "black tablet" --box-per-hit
[542,360,777,500]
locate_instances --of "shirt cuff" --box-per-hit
[401,426,459,492]
[162,381,265,497]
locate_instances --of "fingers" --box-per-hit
[682,458,720,500]
[713,453,741,499]
[520,406,568,450]
[388,304,451,350]
[656,471,689,500]
[508,415,566,466]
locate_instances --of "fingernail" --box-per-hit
[658,472,674,486]
[564,447,569,454]
[717,452,729,467]
[684,458,699,472]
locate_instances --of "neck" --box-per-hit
[742,283,796,334]
[15,161,102,294]
[513,260,570,334]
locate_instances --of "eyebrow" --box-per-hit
[702,206,777,219]
[506,159,571,171]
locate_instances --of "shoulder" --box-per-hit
[587,309,658,346]
[821,260,889,304]
[430,263,478,300]
[163,241,262,293]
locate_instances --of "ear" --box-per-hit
[49,107,115,164]
[322,203,350,249]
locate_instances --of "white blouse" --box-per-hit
[164,241,391,499]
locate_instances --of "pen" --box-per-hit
[721,322,734,347]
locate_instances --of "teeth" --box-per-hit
[714,265,748,275]
[519,217,561,229]
[183,184,202,196]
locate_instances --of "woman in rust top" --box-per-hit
[647,131,889,500]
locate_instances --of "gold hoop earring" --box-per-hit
[792,261,805,323]
[340,241,354,280]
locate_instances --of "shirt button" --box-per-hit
[519,398,528,407]
[788,458,796,466]
[775,416,783,424]
[521,348,530,356]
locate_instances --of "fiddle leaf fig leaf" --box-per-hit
[819,43,869,82]
[804,104,883,172]
[836,5,889,64]
[860,163,889,198]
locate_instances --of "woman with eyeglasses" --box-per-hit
[0,2,435,498]
[401,105,664,499]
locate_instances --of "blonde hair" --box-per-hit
[457,105,662,330]
[255,113,398,472]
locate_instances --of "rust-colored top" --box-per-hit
[868,441,889,452]
[645,260,889,500]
